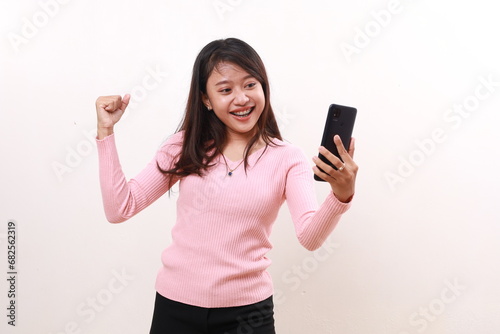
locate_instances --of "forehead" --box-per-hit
[208,62,252,83]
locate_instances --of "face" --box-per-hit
[202,62,265,141]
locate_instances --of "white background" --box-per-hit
[1,0,499,333]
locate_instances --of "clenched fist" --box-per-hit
[95,94,130,139]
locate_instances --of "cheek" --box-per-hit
[211,95,231,108]
[256,91,266,109]
[257,87,266,103]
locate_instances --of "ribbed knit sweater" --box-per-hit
[97,131,351,308]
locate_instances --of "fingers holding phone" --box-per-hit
[313,136,358,203]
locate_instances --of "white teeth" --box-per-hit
[231,108,253,116]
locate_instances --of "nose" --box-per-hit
[233,89,250,105]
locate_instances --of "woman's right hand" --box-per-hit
[95,94,130,139]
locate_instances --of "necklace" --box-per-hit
[221,155,244,176]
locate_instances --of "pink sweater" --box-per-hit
[97,131,351,308]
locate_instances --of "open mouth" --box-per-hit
[230,107,254,118]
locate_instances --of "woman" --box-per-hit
[95,38,357,333]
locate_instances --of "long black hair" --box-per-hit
[158,38,282,180]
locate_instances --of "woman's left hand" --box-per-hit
[312,135,358,203]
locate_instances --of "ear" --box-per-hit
[202,94,212,110]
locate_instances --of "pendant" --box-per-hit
[221,154,243,177]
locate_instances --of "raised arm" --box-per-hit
[95,94,180,223]
[286,138,357,251]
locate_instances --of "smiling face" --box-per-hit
[202,62,265,142]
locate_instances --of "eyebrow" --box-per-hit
[214,74,255,86]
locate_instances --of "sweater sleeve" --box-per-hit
[96,133,181,223]
[284,146,351,251]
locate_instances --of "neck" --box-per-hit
[223,132,264,161]
[225,128,255,145]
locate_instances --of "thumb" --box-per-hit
[348,137,356,158]
[120,94,131,112]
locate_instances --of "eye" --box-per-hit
[219,88,231,94]
[246,82,257,89]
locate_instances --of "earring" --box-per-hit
[206,105,212,111]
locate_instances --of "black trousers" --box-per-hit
[150,292,276,334]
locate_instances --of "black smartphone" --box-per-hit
[314,104,357,182]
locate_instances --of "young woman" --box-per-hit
[95,38,357,334]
